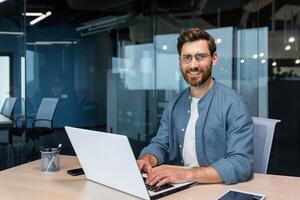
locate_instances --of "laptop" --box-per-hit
[65,126,194,200]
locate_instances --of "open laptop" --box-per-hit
[65,126,194,200]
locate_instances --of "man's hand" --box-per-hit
[147,165,223,186]
[147,165,193,186]
[138,155,223,186]
[137,154,158,183]
[137,159,153,175]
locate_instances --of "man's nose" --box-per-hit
[189,56,199,68]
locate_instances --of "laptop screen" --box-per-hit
[65,126,150,200]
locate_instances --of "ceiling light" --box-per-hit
[76,14,132,37]
[162,45,168,50]
[26,41,75,45]
[288,37,295,43]
[259,52,264,57]
[252,54,258,59]
[0,0,8,3]
[285,45,291,51]
[216,38,222,44]
[295,59,300,64]
[0,31,24,35]
[272,61,277,66]
[24,12,43,17]
[30,11,52,26]
[240,59,245,63]
[261,59,266,64]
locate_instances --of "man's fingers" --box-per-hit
[156,177,171,187]
[145,163,152,174]
[137,160,143,170]
[148,170,169,185]
[148,175,160,186]
[137,160,152,173]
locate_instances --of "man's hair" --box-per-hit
[177,28,216,55]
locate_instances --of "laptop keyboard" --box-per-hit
[143,177,174,193]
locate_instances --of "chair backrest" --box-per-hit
[252,117,280,174]
[34,98,60,129]
[0,97,18,119]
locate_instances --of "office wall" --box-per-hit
[26,25,112,127]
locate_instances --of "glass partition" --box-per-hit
[236,27,268,116]
[0,0,25,169]
[0,55,11,106]
[110,1,300,175]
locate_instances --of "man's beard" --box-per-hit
[181,64,212,87]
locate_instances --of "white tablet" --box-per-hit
[217,188,266,200]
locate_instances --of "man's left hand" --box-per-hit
[147,165,193,186]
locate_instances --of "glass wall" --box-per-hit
[0,0,25,111]
[0,0,299,176]
[26,32,110,128]
[109,1,300,175]
[0,0,25,169]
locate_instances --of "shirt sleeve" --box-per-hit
[211,98,254,184]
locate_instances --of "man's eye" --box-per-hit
[196,54,205,60]
[183,56,191,61]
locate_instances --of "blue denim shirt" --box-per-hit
[140,79,254,184]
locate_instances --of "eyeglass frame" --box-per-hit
[179,53,211,64]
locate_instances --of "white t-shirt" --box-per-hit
[182,97,200,167]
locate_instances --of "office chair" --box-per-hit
[0,97,18,167]
[12,98,60,161]
[11,98,60,143]
[0,97,18,120]
[252,117,280,174]
[0,97,18,143]
[26,98,60,141]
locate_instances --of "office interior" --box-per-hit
[0,0,299,177]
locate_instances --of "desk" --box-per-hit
[0,114,12,128]
[1,156,300,200]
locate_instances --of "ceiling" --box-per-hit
[0,0,299,63]
[0,0,299,31]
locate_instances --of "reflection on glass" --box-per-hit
[113,43,154,90]
[207,27,233,88]
[237,27,268,117]
[0,56,10,106]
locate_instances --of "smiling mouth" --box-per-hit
[187,69,202,77]
[188,71,200,75]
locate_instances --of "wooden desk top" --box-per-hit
[0,155,139,200]
[1,155,300,200]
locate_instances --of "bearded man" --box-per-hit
[137,28,254,186]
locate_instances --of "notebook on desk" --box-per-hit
[65,126,194,200]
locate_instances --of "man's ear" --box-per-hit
[212,52,218,65]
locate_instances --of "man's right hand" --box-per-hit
[137,154,158,183]
[137,159,153,175]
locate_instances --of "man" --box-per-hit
[137,28,254,186]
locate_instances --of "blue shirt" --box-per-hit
[140,79,254,184]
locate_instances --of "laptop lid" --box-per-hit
[65,126,150,200]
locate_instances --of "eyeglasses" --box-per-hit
[180,53,211,64]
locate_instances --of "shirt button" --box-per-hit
[181,128,185,132]
[188,110,190,113]
[181,160,183,164]
[179,145,182,148]
[188,96,191,99]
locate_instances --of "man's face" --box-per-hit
[179,40,217,87]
